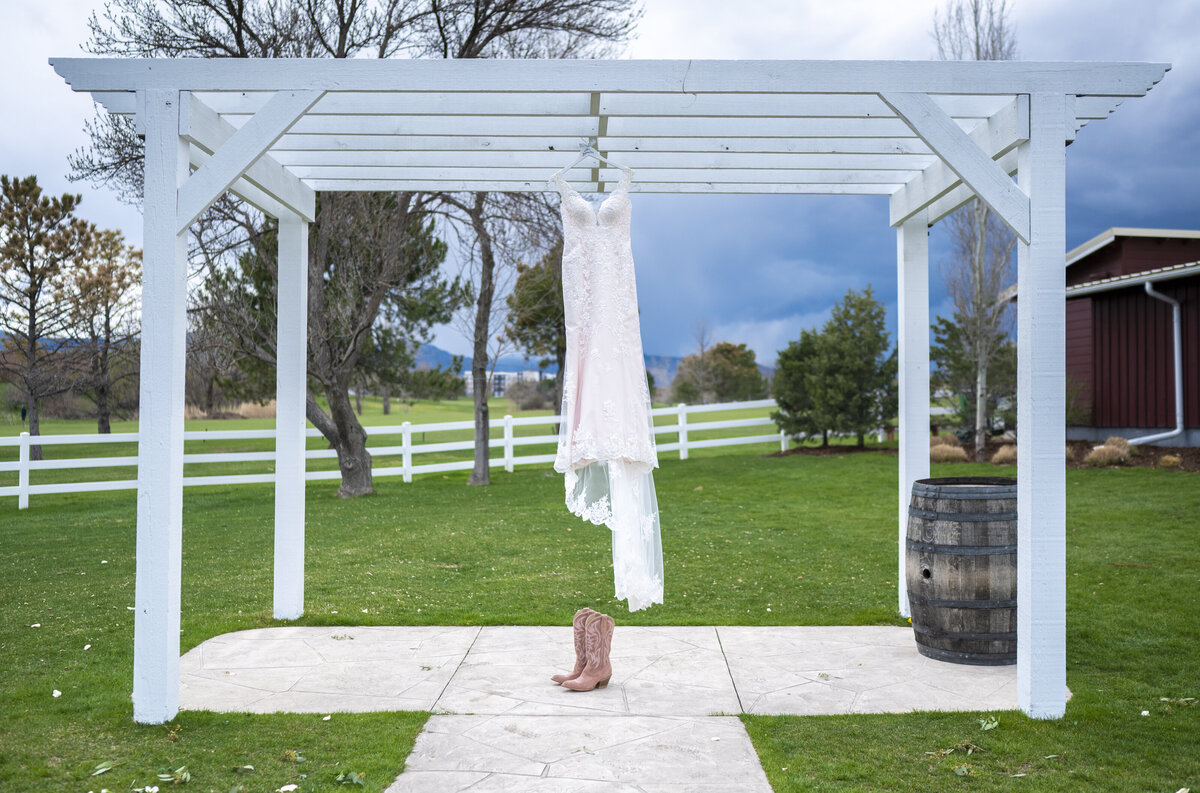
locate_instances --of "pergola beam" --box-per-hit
[92,88,1125,123]
[925,149,1019,225]
[298,179,901,194]
[187,145,292,220]
[889,96,1028,228]
[286,166,921,184]
[271,150,936,170]
[883,91,1030,241]
[51,58,1169,96]
[268,135,942,155]
[180,93,318,224]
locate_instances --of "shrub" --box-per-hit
[1159,454,1181,470]
[1065,445,1075,462]
[991,444,1017,465]
[1084,444,1128,467]
[505,379,556,411]
[931,444,968,463]
[1104,436,1131,456]
[930,432,961,448]
[237,400,277,419]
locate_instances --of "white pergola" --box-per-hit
[52,57,1168,725]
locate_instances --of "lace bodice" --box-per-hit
[551,170,657,473]
[550,169,663,612]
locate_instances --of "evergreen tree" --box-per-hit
[817,286,897,447]
[672,341,768,404]
[504,241,565,413]
[930,313,1016,435]
[772,286,896,448]
[771,329,835,446]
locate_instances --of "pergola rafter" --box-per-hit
[51,56,1168,727]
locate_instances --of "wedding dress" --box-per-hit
[551,168,664,612]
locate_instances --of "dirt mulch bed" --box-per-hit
[769,439,1198,472]
[961,439,1199,473]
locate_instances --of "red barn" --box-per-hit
[1065,228,1200,446]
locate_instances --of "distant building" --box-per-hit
[1064,228,1199,446]
[464,368,551,398]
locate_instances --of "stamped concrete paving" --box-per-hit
[180,625,1019,791]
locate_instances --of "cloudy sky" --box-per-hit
[2,0,1197,366]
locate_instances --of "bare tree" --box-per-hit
[185,306,239,417]
[933,0,1016,61]
[932,0,1018,459]
[671,320,719,404]
[438,191,557,485]
[61,228,142,433]
[192,191,458,497]
[0,176,93,457]
[72,0,640,493]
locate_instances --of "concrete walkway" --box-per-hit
[179,625,1018,791]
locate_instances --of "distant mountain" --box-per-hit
[415,343,690,383]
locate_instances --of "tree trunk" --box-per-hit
[821,429,829,448]
[309,383,374,498]
[95,345,111,433]
[382,387,391,415]
[27,397,42,461]
[857,431,865,448]
[96,384,111,434]
[354,388,363,415]
[24,309,43,460]
[467,193,496,486]
[975,360,989,462]
[204,376,216,416]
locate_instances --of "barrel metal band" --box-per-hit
[908,507,1017,522]
[912,596,1017,608]
[906,538,1016,555]
[911,486,1017,500]
[916,644,1016,665]
[911,624,1017,641]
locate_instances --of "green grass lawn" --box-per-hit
[1,450,1195,791]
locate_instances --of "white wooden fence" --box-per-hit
[1,399,785,509]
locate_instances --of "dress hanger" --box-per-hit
[549,142,634,191]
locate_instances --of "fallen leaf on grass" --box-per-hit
[156,765,190,784]
[91,760,121,776]
[334,770,366,786]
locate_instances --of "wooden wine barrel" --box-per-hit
[906,477,1017,665]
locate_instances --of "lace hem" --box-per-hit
[564,461,664,613]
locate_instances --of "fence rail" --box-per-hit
[1,399,785,509]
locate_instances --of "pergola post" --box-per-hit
[1015,92,1069,719]
[895,216,930,617]
[132,89,190,725]
[274,214,309,620]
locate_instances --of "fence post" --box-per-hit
[503,414,514,472]
[677,403,688,460]
[17,431,30,509]
[780,431,789,452]
[401,421,413,483]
